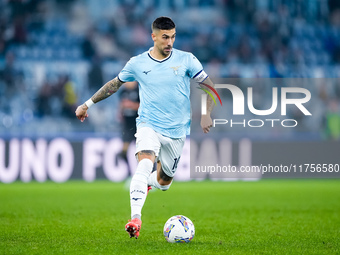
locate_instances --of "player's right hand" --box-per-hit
[75,104,89,122]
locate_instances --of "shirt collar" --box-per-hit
[148,47,173,63]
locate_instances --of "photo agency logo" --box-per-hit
[199,82,312,128]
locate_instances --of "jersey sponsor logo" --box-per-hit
[170,66,181,75]
[143,70,151,75]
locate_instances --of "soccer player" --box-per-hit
[75,16,215,239]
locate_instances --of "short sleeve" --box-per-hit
[118,59,136,82]
[187,53,204,79]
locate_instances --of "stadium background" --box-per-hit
[0,0,340,182]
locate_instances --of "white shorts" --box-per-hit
[135,127,185,178]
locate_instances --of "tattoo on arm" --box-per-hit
[201,77,215,114]
[139,150,155,157]
[91,77,123,103]
[159,169,172,182]
[206,92,215,113]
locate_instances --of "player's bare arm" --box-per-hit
[92,77,124,103]
[75,77,124,122]
[199,77,215,133]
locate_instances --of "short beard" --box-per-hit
[162,48,171,57]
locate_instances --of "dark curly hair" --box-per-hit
[152,16,176,31]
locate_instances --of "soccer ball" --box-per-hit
[163,215,195,243]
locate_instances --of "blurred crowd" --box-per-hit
[0,0,340,139]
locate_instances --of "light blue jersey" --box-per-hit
[118,48,205,138]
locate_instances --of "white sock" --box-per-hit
[130,158,153,219]
[147,171,172,191]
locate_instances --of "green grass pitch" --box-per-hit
[0,179,339,254]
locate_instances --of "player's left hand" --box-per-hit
[201,114,212,133]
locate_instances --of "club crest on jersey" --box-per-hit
[170,66,181,75]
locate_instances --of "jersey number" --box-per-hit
[172,157,181,170]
